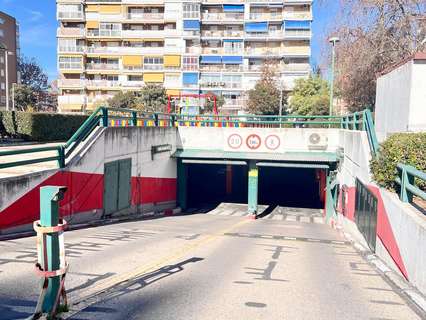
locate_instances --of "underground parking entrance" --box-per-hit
[177,159,337,217]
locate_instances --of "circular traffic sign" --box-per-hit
[227,133,243,149]
[246,134,261,150]
[265,134,281,150]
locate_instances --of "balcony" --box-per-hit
[283,11,312,20]
[199,65,244,72]
[57,27,85,37]
[201,12,244,21]
[58,79,86,88]
[248,13,283,20]
[201,48,222,54]
[86,63,120,71]
[283,46,311,56]
[185,47,201,54]
[126,13,164,20]
[283,63,310,72]
[284,29,312,39]
[200,81,242,89]
[245,48,282,56]
[223,30,244,37]
[87,29,122,37]
[86,80,120,88]
[57,11,84,20]
[58,95,86,105]
[58,46,85,53]
[121,81,145,88]
[244,31,284,39]
[59,62,83,70]
[121,30,167,38]
[87,46,165,55]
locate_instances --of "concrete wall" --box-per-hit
[0,127,178,235]
[178,127,341,154]
[408,60,426,132]
[375,61,412,142]
[375,58,426,142]
[336,129,426,295]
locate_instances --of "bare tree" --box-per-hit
[324,0,426,112]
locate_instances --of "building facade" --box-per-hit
[57,0,312,114]
[0,11,19,111]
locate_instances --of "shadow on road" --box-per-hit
[71,257,204,318]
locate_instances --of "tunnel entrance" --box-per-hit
[181,160,327,212]
[258,166,323,209]
[186,163,248,210]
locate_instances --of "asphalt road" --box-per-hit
[0,204,423,320]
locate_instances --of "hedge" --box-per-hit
[0,111,88,141]
[370,133,426,192]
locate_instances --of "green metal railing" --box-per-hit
[395,163,426,204]
[0,107,378,171]
[341,109,379,156]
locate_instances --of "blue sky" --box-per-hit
[0,0,338,82]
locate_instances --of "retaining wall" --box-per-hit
[0,126,177,235]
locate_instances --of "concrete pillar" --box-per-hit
[177,159,188,211]
[226,165,232,196]
[247,160,258,216]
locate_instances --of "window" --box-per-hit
[183,56,198,71]
[0,69,4,77]
[1,82,5,90]
[59,56,82,69]
[0,96,5,103]
[0,18,4,24]
[143,56,163,70]
[0,56,4,64]
[183,3,200,19]
[0,29,4,37]
[100,23,121,36]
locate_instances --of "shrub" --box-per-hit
[370,133,426,191]
[0,111,88,141]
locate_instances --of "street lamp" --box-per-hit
[328,36,340,116]
[0,43,15,111]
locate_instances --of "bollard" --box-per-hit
[31,186,69,319]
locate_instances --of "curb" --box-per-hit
[340,229,426,316]
[0,207,183,241]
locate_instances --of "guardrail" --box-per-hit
[0,108,376,171]
[341,109,379,156]
[395,163,426,204]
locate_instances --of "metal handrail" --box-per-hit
[0,107,373,171]
[395,163,426,204]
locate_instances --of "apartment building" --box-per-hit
[0,11,19,110]
[57,0,312,114]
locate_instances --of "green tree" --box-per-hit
[289,76,330,116]
[136,84,167,112]
[247,62,283,115]
[13,84,37,111]
[203,92,225,114]
[107,91,137,109]
[18,56,48,92]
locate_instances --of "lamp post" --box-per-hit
[328,37,339,116]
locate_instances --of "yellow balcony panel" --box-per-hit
[166,89,180,96]
[86,5,99,12]
[99,5,122,14]
[123,55,143,66]
[86,21,99,29]
[164,55,180,67]
[143,73,164,83]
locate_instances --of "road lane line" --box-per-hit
[64,218,250,318]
